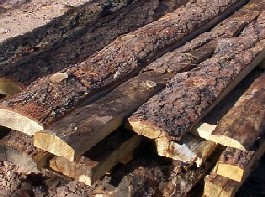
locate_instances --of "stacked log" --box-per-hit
[203,73,265,197]
[0,0,246,136]
[1,0,265,195]
[49,129,143,186]
[128,2,265,165]
[33,0,252,162]
[197,72,265,152]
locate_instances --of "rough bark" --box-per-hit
[203,173,240,197]
[0,130,52,173]
[205,73,265,151]
[0,78,22,97]
[50,130,143,186]
[213,139,265,183]
[128,11,265,143]
[34,0,258,162]
[0,0,134,79]
[0,0,246,135]
[1,0,166,85]
[127,0,264,164]
[34,43,214,161]
[33,72,168,160]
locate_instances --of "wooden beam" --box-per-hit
[47,0,260,164]
[50,130,143,186]
[197,72,265,151]
[128,11,265,145]
[0,0,247,136]
[33,42,217,161]
[34,72,169,161]
[213,138,265,182]
[203,173,240,197]
[0,130,52,173]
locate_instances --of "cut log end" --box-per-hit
[213,164,244,182]
[193,123,246,151]
[34,131,75,161]
[78,175,92,186]
[209,135,246,151]
[0,109,43,136]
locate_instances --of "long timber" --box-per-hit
[0,0,248,136]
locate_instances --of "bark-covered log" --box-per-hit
[34,0,259,161]
[33,72,168,161]
[1,0,166,85]
[0,0,247,136]
[204,73,265,151]
[0,78,22,97]
[128,10,265,143]
[34,43,214,161]
[213,140,265,182]
[203,173,240,197]
[0,130,52,173]
[128,0,264,164]
[0,0,135,79]
[50,130,143,186]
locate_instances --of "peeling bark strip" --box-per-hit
[34,43,215,161]
[1,0,164,85]
[50,130,143,186]
[213,138,265,182]
[0,0,247,135]
[204,73,265,151]
[0,78,22,97]
[128,11,265,143]
[0,0,132,70]
[0,131,52,173]
[203,173,240,197]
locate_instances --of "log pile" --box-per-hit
[0,0,265,196]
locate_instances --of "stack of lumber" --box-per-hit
[0,0,265,196]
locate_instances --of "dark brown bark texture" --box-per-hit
[218,147,254,169]
[129,9,265,141]
[213,73,265,151]
[0,0,244,127]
